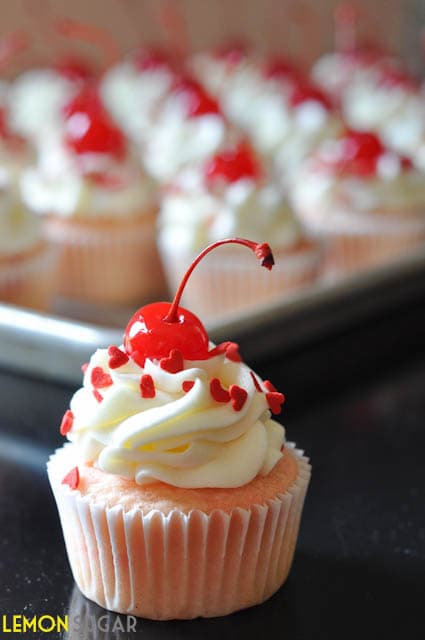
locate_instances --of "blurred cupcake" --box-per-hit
[342,65,425,171]
[47,244,311,618]
[142,76,228,182]
[20,86,163,306]
[158,143,322,318]
[191,49,340,182]
[0,175,55,310]
[100,47,175,146]
[291,129,425,275]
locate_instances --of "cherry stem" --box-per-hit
[0,31,29,72]
[156,0,189,63]
[164,237,274,324]
[334,2,358,53]
[55,18,120,69]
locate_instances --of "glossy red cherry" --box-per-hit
[330,129,387,177]
[205,143,260,185]
[215,42,248,65]
[124,238,274,367]
[263,57,301,83]
[133,47,171,72]
[63,86,126,158]
[289,81,333,111]
[125,301,210,366]
[171,77,220,118]
[54,55,93,81]
[376,65,418,92]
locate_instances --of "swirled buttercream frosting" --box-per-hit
[65,344,285,489]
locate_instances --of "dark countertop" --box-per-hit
[0,313,424,640]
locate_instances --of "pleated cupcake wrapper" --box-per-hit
[48,443,311,620]
[325,229,425,276]
[45,212,165,305]
[159,242,323,320]
[0,244,57,310]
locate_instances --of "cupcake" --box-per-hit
[0,175,55,310]
[20,85,163,306]
[191,49,340,183]
[291,129,425,275]
[47,238,311,619]
[158,143,322,319]
[141,76,228,183]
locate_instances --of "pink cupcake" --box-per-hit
[20,85,163,306]
[47,238,311,619]
[291,129,425,275]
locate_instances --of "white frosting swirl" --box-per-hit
[0,176,42,255]
[142,94,226,182]
[67,346,284,488]
[100,60,174,144]
[20,139,156,219]
[158,168,302,254]
[8,69,77,143]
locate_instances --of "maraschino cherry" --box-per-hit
[334,129,386,177]
[289,80,333,111]
[63,85,126,158]
[215,42,248,65]
[133,47,171,72]
[54,55,93,82]
[323,129,412,177]
[124,238,274,367]
[171,76,220,118]
[205,143,260,185]
[263,56,301,84]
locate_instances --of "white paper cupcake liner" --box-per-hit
[48,443,311,620]
[158,240,323,320]
[0,243,57,310]
[45,211,165,305]
[325,229,425,276]
[295,204,425,276]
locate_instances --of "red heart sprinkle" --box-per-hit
[81,363,88,373]
[210,377,231,403]
[229,385,248,411]
[140,374,155,398]
[93,389,103,403]
[250,372,263,392]
[60,409,74,436]
[266,391,285,415]
[182,380,195,392]
[264,380,277,393]
[62,466,79,490]
[225,343,242,362]
[108,345,129,369]
[91,366,113,389]
[208,341,241,361]
[160,349,184,373]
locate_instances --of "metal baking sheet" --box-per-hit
[1,248,425,385]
